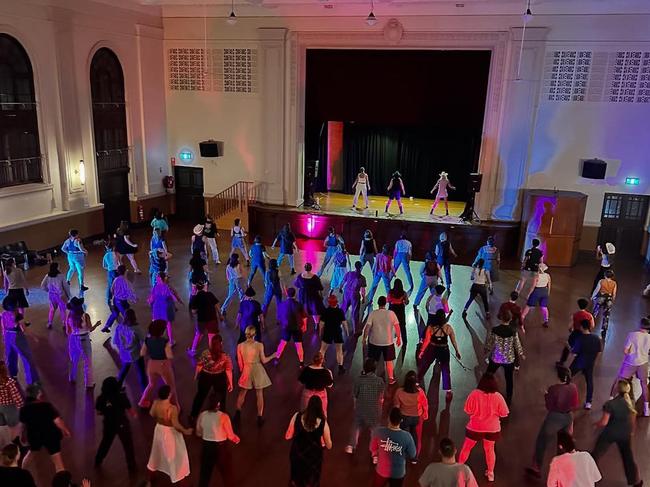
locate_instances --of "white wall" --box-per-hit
[0,0,168,230]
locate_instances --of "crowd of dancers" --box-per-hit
[0,211,647,487]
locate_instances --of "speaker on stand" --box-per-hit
[302,159,320,209]
[460,173,483,223]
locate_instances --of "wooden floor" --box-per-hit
[9,221,650,487]
[312,192,467,224]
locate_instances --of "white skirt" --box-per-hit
[147,423,190,483]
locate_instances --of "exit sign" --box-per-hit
[625,177,640,185]
[179,150,194,162]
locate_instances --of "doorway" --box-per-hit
[599,193,650,258]
[174,166,205,221]
[90,48,131,234]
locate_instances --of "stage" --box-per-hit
[249,192,521,266]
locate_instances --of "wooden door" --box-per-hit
[174,166,205,221]
[599,193,650,258]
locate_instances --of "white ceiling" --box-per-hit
[93,0,650,15]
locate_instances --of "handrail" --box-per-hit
[205,181,255,221]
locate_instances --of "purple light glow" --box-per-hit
[525,196,557,258]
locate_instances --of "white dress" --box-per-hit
[147,404,190,483]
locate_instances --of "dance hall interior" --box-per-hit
[0,1,650,486]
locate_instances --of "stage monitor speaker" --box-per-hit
[581,159,607,179]
[303,159,319,207]
[468,173,483,193]
[199,140,223,158]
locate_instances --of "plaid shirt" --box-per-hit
[353,372,385,424]
[0,378,24,408]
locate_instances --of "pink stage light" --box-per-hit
[307,215,315,235]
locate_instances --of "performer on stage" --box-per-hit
[351,167,370,210]
[385,171,405,215]
[430,171,456,216]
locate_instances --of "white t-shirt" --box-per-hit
[418,462,478,487]
[547,451,601,487]
[623,330,650,366]
[365,308,399,346]
[198,410,234,442]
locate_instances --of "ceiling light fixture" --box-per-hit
[523,0,533,24]
[227,0,237,25]
[366,0,377,26]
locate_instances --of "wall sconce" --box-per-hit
[79,159,86,185]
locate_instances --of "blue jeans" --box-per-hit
[221,278,244,313]
[318,247,338,277]
[67,254,85,287]
[367,272,392,303]
[400,415,421,456]
[105,299,130,331]
[277,252,295,270]
[393,253,413,290]
[106,270,117,305]
[248,260,266,285]
[438,261,452,288]
[341,292,362,333]
[262,287,282,314]
[360,253,375,270]
[4,331,39,384]
[413,276,438,307]
[68,334,93,386]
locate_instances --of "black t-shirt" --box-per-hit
[190,256,207,272]
[190,291,220,322]
[238,300,263,330]
[524,247,543,271]
[321,307,346,335]
[203,221,217,238]
[96,391,132,426]
[571,333,602,368]
[299,366,334,391]
[278,232,296,254]
[19,400,61,446]
[0,467,37,487]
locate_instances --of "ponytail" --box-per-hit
[617,380,637,415]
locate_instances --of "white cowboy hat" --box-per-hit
[439,171,448,178]
[193,224,204,236]
[605,242,616,254]
[539,263,548,272]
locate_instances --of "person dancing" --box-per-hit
[385,171,405,215]
[430,171,456,216]
[352,167,370,210]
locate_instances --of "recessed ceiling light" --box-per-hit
[456,3,465,7]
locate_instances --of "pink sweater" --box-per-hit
[464,390,509,433]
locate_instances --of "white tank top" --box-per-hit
[357,174,367,184]
[535,273,550,288]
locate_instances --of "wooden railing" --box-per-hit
[205,181,255,220]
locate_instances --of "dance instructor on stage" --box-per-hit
[385,171,405,215]
[430,171,456,217]
[351,167,370,210]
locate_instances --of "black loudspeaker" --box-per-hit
[468,173,483,193]
[199,140,223,157]
[303,160,319,207]
[581,159,607,179]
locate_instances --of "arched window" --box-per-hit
[0,34,41,188]
[90,47,131,232]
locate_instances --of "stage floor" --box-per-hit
[313,191,468,224]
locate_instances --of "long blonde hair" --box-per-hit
[616,379,637,415]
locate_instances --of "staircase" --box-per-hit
[205,181,255,230]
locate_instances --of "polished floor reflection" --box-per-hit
[12,222,650,487]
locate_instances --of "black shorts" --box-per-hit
[322,330,344,344]
[281,328,303,342]
[29,436,62,455]
[368,343,396,362]
[465,428,501,442]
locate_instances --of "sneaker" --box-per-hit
[485,471,495,482]
[542,321,549,328]
[445,390,453,401]
[338,365,346,375]
[101,326,111,333]
[344,445,354,454]
[461,310,468,318]
[186,347,197,357]
[372,456,378,465]
[644,402,650,417]
[290,269,296,275]
[47,323,53,330]
[388,377,397,385]
[410,458,418,465]
[80,285,89,291]
[584,402,592,410]
[257,416,265,427]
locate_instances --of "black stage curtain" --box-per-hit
[342,123,480,201]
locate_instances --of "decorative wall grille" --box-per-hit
[542,50,650,104]
[168,47,258,93]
